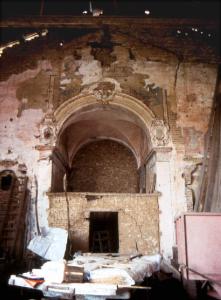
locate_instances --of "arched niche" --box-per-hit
[55,92,155,143]
[51,92,170,193]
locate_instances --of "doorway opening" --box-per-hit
[89,212,119,253]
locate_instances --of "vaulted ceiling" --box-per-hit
[57,104,149,168]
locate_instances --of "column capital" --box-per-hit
[155,147,172,162]
[35,145,54,161]
[145,147,173,163]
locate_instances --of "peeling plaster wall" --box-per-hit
[176,63,217,156]
[0,29,218,257]
[0,60,52,161]
[0,61,53,236]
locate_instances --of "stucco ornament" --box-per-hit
[182,163,202,211]
[39,113,57,146]
[92,81,116,104]
[150,119,169,147]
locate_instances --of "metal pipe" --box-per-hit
[180,264,221,287]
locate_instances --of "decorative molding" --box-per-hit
[155,147,173,162]
[35,145,54,151]
[54,92,155,135]
[39,112,57,146]
[144,147,172,164]
[35,144,54,161]
[92,81,116,104]
[150,119,170,147]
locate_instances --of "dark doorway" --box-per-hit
[89,212,119,253]
[1,174,13,191]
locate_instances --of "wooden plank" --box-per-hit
[46,283,117,296]
[118,285,151,290]
[0,16,218,29]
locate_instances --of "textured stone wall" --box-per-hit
[47,192,159,255]
[69,140,139,193]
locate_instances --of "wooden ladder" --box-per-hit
[0,176,28,259]
[92,230,111,253]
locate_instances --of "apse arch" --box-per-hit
[51,92,161,193]
[55,92,155,141]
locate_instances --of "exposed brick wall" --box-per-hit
[68,140,139,193]
[47,192,159,255]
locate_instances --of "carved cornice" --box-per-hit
[145,146,173,164]
[54,92,155,135]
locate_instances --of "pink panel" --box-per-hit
[175,213,221,282]
[176,216,186,264]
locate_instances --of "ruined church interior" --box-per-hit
[0,0,220,299]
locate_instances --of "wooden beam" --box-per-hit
[0,16,218,29]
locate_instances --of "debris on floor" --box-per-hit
[8,253,161,299]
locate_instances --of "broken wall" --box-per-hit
[48,192,159,255]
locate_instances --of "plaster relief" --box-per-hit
[182,163,203,211]
[39,113,57,146]
[92,81,116,104]
[150,119,170,147]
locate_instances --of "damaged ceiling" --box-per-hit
[0,1,220,63]
[1,0,220,19]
